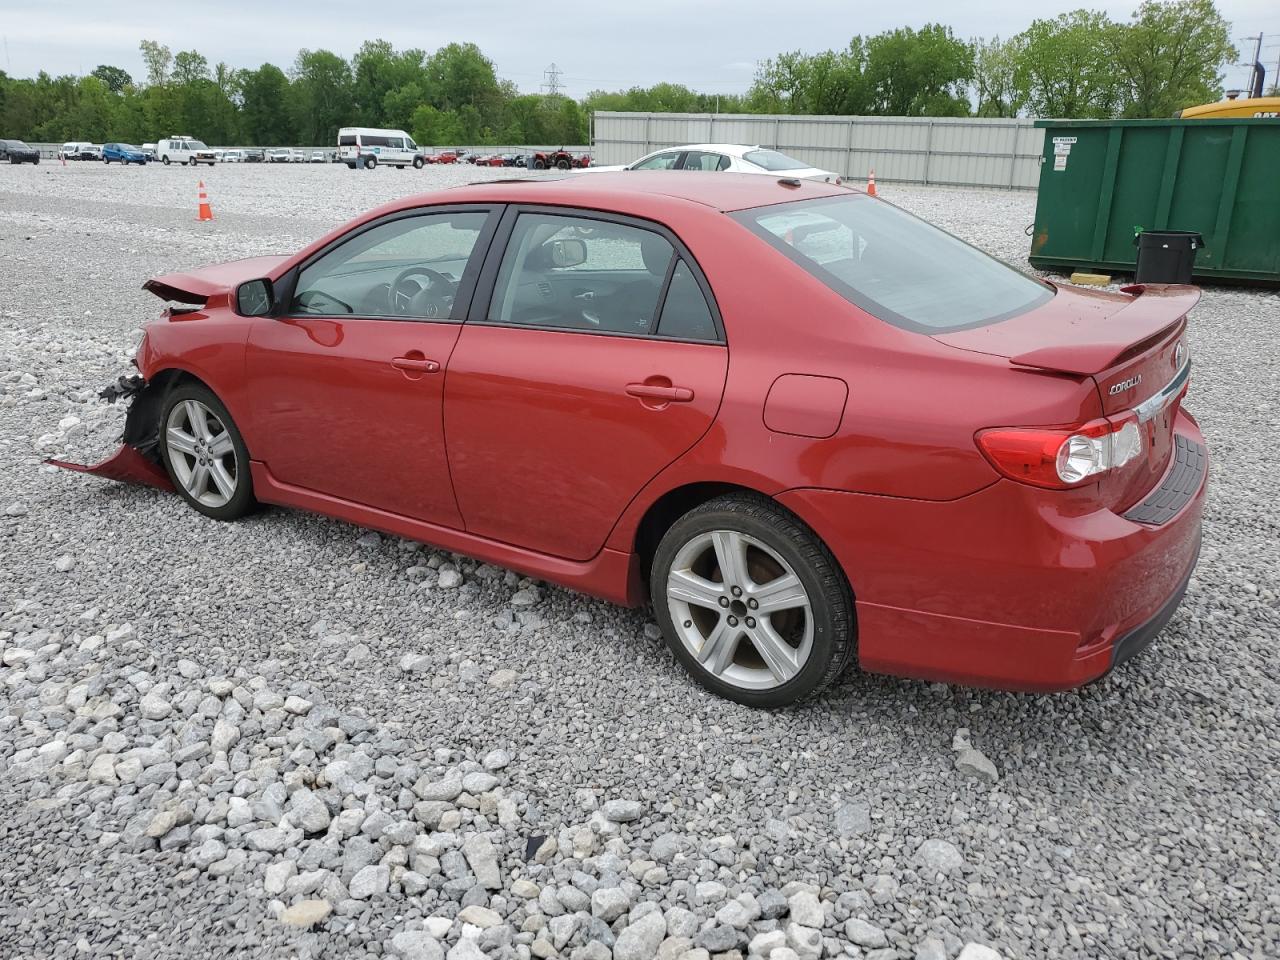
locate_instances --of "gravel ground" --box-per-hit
[1,163,1278,960]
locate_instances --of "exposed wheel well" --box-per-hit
[635,482,772,586]
[124,368,217,459]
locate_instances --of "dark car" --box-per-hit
[54,173,1206,707]
[243,149,266,163]
[0,139,40,164]
[103,143,147,165]
[501,154,519,167]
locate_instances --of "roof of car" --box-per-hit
[643,143,765,158]
[444,170,851,213]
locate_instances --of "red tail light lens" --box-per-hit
[976,413,1143,489]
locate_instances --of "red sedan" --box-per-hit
[56,173,1206,706]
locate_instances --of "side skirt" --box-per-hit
[249,461,644,607]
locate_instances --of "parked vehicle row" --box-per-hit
[0,138,40,164]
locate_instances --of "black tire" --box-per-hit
[163,156,170,165]
[346,163,357,170]
[413,157,424,169]
[364,156,377,170]
[556,159,570,170]
[158,382,257,522]
[649,493,854,707]
[533,158,546,170]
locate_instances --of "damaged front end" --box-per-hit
[46,374,174,491]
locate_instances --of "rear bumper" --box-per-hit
[778,409,1207,692]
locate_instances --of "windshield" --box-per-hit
[189,141,209,150]
[733,195,1052,333]
[743,149,808,172]
[120,144,140,152]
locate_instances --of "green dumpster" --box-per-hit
[1028,118,1280,283]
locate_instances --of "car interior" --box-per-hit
[489,216,675,335]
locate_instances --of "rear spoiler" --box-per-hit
[1011,284,1200,376]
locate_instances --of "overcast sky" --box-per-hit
[3,0,1278,97]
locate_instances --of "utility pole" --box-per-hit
[1245,33,1264,98]
[542,63,563,99]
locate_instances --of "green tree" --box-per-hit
[1108,0,1235,117]
[865,24,974,116]
[291,49,355,145]
[139,40,172,87]
[172,50,211,86]
[91,65,133,94]
[972,37,1023,116]
[1013,11,1121,118]
[239,64,295,144]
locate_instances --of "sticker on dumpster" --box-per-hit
[1052,136,1077,144]
[1053,155,1068,171]
[1053,142,1073,156]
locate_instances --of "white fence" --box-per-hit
[590,112,1045,189]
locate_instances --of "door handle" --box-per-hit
[391,356,440,373]
[626,383,694,403]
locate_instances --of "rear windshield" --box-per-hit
[339,134,357,146]
[743,149,808,172]
[732,195,1052,332]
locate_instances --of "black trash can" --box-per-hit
[1133,230,1203,283]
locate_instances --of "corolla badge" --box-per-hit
[1109,374,1143,396]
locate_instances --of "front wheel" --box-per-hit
[413,157,424,169]
[160,383,256,521]
[650,494,854,707]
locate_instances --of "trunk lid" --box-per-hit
[937,283,1197,512]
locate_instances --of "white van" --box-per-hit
[157,136,217,166]
[60,142,93,160]
[338,127,424,169]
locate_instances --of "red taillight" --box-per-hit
[976,413,1143,490]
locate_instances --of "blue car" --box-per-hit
[103,143,147,165]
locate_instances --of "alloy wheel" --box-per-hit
[666,529,814,691]
[164,399,239,508]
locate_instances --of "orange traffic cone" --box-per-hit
[196,181,214,221]
[866,168,877,197]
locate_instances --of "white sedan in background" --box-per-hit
[578,143,842,183]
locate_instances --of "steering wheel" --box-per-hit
[390,266,454,318]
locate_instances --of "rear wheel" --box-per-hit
[364,156,377,170]
[650,494,854,707]
[160,383,256,521]
[163,156,170,165]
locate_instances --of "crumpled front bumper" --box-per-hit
[45,374,174,491]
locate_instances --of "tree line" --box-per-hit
[0,0,1238,149]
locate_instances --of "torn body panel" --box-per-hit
[46,373,175,492]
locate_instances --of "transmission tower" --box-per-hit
[542,63,563,98]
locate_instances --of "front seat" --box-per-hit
[602,232,673,333]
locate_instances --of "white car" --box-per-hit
[310,151,325,163]
[291,150,306,163]
[222,150,244,163]
[578,143,841,183]
[268,149,292,164]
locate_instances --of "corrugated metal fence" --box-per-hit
[590,113,1045,189]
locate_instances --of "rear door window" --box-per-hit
[733,195,1052,332]
[683,151,730,172]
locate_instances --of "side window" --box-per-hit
[684,152,727,172]
[487,213,674,336]
[657,260,718,341]
[632,151,680,171]
[291,212,489,320]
